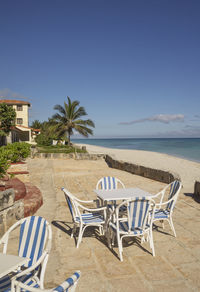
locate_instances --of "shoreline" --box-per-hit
[72,138,200,163]
[75,143,200,194]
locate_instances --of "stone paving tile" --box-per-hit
[130,255,183,282]
[26,158,200,292]
[150,279,195,292]
[176,263,200,290]
[106,273,153,292]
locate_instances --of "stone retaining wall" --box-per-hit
[105,155,181,184]
[194,181,200,203]
[0,189,24,236]
[34,152,105,160]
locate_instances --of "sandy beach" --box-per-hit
[76,143,200,194]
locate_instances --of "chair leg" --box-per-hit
[106,228,112,248]
[99,225,104,236]
[71,224,76,238]
[76,225,84,248]
[149,229,155,257]
[117,233,123,261]
[160,220,165,229]
[111,229,116,246]
[169,217,176,237]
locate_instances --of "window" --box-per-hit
[17,105,23,111]
[17,118,23,125]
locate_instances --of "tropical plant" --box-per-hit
[0,142,31,163]
[51,96,95,144]
[35,120,58,146]
[0,103,16,136]
[0,142,31,177]
[0,151,9,179]
[31,120,42,129]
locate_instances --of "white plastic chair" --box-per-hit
[62,188,107,248]
[108,197,156,261]
[0,216,52,291]
[151,180,182,237]
[96,176,125,190]
[12,271,81,292]
[96,176,125,209]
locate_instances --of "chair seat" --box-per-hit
[0,275,11,292]
[110,221,150,235]
[154,209,170,219]
[75,212,105,224]
[0,273,37,292]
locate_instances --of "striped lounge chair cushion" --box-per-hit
[154,209,170,219]
[76,213,105,224]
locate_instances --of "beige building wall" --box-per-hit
[13,104,29,127]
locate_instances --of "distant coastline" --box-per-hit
[72,138,200,163]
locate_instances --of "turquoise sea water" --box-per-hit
[72,138,200,163]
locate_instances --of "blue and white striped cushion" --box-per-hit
[0,275,11,292]
[53,271,80,291]
[110,221,149,235]
[0,273,35,292]
[128,197,150,229]
[100,176,117,190]
[65,195,74,218]
[167,181,180,210]
[76,213,104,224]
[18,216,47,268]
[14,271,81,291]
[154,209,169,219]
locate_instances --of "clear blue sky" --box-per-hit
[0,0,200,138]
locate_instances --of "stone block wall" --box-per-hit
[0,189,24,236]
[194,181,200,203]
[105,155,181,184]
[34,152,105,160]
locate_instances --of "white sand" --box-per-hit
[77,143,200,194]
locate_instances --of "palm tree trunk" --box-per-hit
[68,132,71,145]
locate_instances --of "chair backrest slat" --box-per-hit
[167,180,181,210]
[18,216,47,267]
[102,176,116,189]
[63,189,80,222]
[66,195,74,218]
[128,197,151,231]
[97,176,124,190]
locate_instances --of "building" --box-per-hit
[0,99,38,145]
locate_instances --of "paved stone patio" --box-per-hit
[25,158,200,291]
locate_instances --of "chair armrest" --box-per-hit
[0,233,9,253]
[12,251,48,281]
[151,190,164,199]
[12,271,81,292]
[74,197,95,204]
[77,203,107,212]
[155,196,175,207]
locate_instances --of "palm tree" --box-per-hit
[31,120,42,129]
[51,96,95,144]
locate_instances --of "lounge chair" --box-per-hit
[151,180,182,237]
[62,188,107,248]
[107,197,156,261]
[12,271,81,292]
[0,216,52,291]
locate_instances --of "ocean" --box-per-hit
[72,138,200,163]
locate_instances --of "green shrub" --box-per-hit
[6,142,31,162]
[35,133,53,146]
[0,151,9,178]
[0,142,31,177]
[0,142,31,163]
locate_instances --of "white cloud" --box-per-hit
[0,88,28,100]
[120,114,185,125]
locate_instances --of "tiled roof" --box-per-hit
[0,99,31,106]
